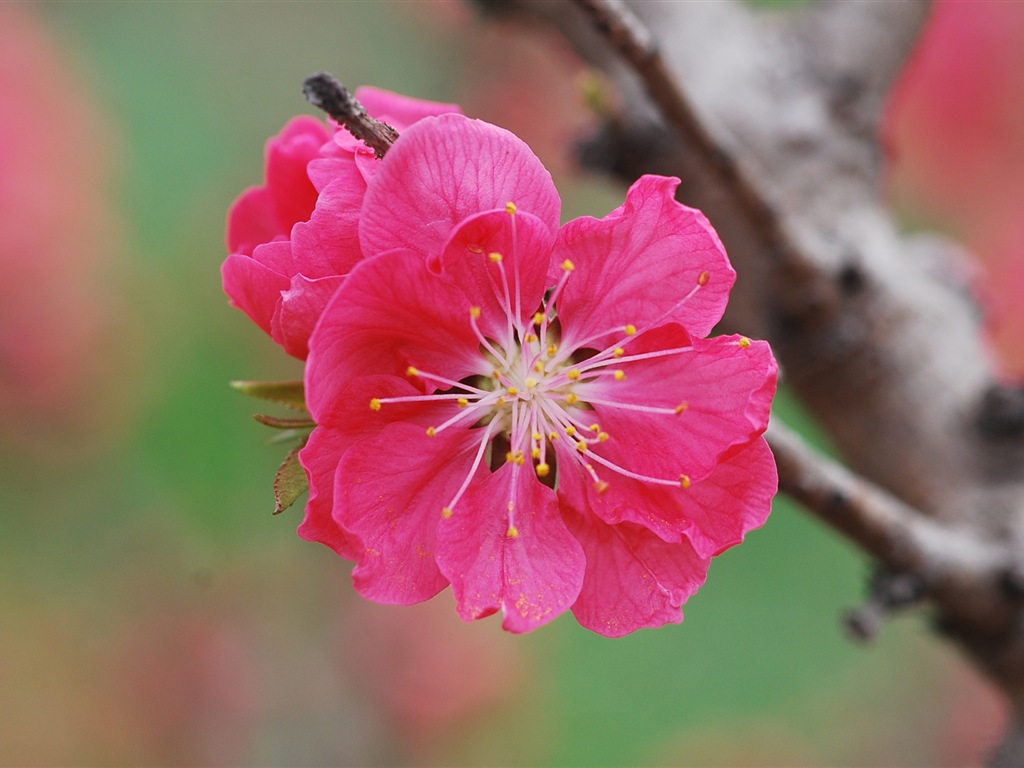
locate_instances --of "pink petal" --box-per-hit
[305,250,485,423]
[221,252,288,336]
[559,466,710,636]
[290,170,366,277]
[270,274,344,360]
[338,422,486,605]
[250,239,295,276]
[435,463,585,633]
[569,436,777,558]
[299,374,462,560]
[355,85,463,127]
[226,186,280,256]
[439,209,554,342]
[581,324,777,486]
[297,426,362,561]
[360,114,561,260]
[265,115,330,231]
[555,175,735,349]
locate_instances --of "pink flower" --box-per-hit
[222,88,461,358]
[302,114,777,635]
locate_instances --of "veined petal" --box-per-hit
[581,324,777,485]
[576,437,777,558]
[440,209,554,342]
[360,114,561,260]
[305,250,484,422]
[559,470,710,636]
[289,169,366,277]
[297,426,362,561]
[555,175,734,348]
[270,274,344,360]
[339,423,482,605]
[436,462,585,633]
[227,186,280,256]
[265,115,329,230]
[221,252,288,336]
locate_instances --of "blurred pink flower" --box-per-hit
[223,88,462,359]
[0,4,125,452]
[885,0,1024,376]
[301,114,777,636]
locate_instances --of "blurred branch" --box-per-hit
[473,0,1024,745]
[302,72,397,158]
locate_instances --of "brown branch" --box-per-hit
[767,420,1005,594]
[302,72,398,158]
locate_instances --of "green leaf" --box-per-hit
[273,441,308,515]
[230,380,307,411]
[252,413,316,430]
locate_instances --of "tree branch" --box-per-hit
[302,72,398,158]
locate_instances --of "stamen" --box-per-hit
[698,270,710,286]
[441,420,498,517]
[370,398,381,411]
[506,201,517,215]
[613,370,626,381]
[739,337,752,349]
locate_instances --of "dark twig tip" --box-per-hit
[301,71,398,158]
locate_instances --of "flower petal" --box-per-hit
[360,114,561,260]
[574,436,777,558]
[355,85,463,125]
[297,426,362,561]
[559,467,710,636]
[555,175,734,349]
[436,463,585,633]
[264,115,329,231]
[338,422,484,605]
[226,186,280,256]
[270,274,344,360]
[289,169,366,277]
[305,250,485,422]
[581,324,777,485]
[221,252,288,336]
[440,209,554,343]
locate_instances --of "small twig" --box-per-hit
[302,72,398,158]
[766,420,1005,593]
[844,568,926,642]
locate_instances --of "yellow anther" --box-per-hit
[492,370,502,379]
[526,377,539,389]
[533,312,545,326]
[370,398,382,412]
[576,440,588,453]
[532,447,541,460]
[567,368,581,380]
[680,474,691,489]
[675,402,688,414]
[614,370,626,381]
[507,525,520,538]
[566,393,579,405]
[532,431,542,442]
[497,396,507,406]
[536,463,551,477]
[488,251,503,263]
[598,432,610,442]
[506,201,517,215]
[524,332,538,343]
[739,336,752,349]
[515,451,526,466]
[698,270,710,286]
[614,347,625,358]
[547,344,558,357]
[595,480,610,494]
[549,432,560,441]
[426,426,437,437]
[508,387,519,396]
[406,366,420,377]
[533,361,544,373]
[470,306,482,318]
[566,425,577,436]
[625,324,637,336]
[588,424,600,432]
[442,507,454,519]
[562,259,575,272]
[506,450,514,463]
[458,397,469,408]
[468,245,484,254]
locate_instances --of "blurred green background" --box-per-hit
[0,2,1008,766]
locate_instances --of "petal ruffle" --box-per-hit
[264,115,329,231]
[226,186,280,256]
[555,175,734,349]
[221,252,288,336]
[297,426,362,561]
[270,274,344,360]
[305,250,485,422]
[360,114,561,260]
[289,168,366,278]
[435,463,585,633]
